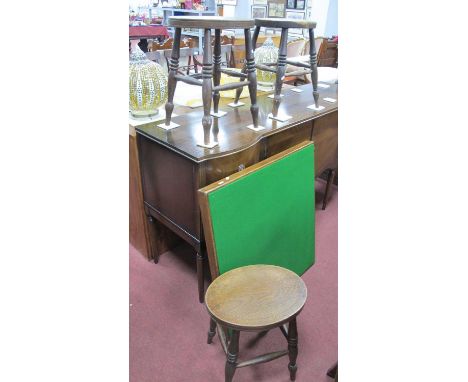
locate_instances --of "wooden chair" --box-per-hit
[317,38,338,67]
[234,18,320,121]
[159,16,261,145]
[199,141,315,382]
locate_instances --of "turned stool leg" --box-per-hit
[207,317,217,344]
[271,28,288,118]
[308,28,319,108]
[322,168,336,210]
[165,27,181,126]
[196,251,205,303]
[244,28,259,128]
[225,330,240,382]
[202,28,214,145]
[213,29,222,114]
[288,318,298,381]
[234,26,260,104]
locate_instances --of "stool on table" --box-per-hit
[159,16,262,146]
[205,264,307,382]
[234,18,322,122]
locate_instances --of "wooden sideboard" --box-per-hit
[133,83,338,301]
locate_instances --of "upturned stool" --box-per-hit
[205,264,308,382]
[159,16,262,147]
[234,18,322,122]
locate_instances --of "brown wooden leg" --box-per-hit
[202,28,213,146]
[233,64,247,104]
[146,215,159,263]
[213,29,222,114]
[271,28,288,117]
[244,28,259,128]
[225,330,240,382]
[197,251,204,303]
[165,27,181,126]
[327,362,338,380]
[308,28,319,108]
[207,317,217,344]
[234,26,260,104]
[288,318,298,381]
[322,169,336,210]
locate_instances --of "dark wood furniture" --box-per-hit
[318,38,338,68]
[234,18,319,121]
[205,264,307,382]
[327,362,338,381]
[129,126,179,260]
[160,16,260,142]
[135,83,338,302]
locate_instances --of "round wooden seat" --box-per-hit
[255,18,317,29]
[205,264,307,331]
[168,16,255,29]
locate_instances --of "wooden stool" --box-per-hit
[205,265,307,382]
[235,18,320,122]
[159,17,261,146]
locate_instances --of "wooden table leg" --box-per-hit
[271,28,288,118]
[308,28,319,108]
[287,318,298,381]
[197,251,205,303]
[327,362,338,380]
[225,330,240,382]
[322,169,336,210]
[165,27,181,126]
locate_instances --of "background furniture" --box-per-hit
[135,82,337,299]
[129,25,170,40]
[317,38,338,67]
[205,265,307,382]
[161,5,217,52]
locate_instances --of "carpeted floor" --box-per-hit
[130,179,337,382]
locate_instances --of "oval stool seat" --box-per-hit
[255,17,317,29]
[168,16,255,29]
[205,264,307,331]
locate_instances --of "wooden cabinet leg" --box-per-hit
[288,318,298,381]
[327,362,338,381]
[202,28,213,146]
[225,330,240,382]
[197,251,205,303]
[207,317,217,344]
[322,169,336,210]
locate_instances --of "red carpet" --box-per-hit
[130,179,337,381]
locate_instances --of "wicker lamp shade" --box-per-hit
[129,45,168,118]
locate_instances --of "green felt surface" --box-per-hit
[207,144,315,276]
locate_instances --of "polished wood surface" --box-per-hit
[168,16,255,29]
[137,83,337,162]
[205,264,306,381]
[205,265,307,331]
